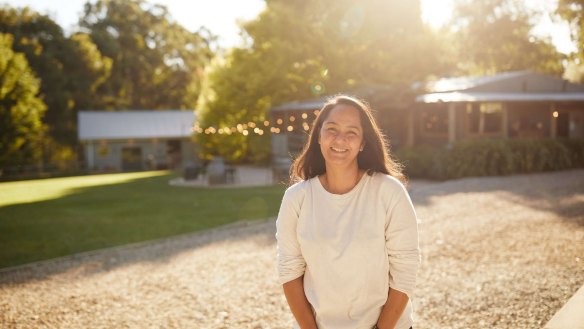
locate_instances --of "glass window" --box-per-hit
[466,103,502,134]
[420,106,448,135]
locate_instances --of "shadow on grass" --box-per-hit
[0,173,285,284]
[0,216,277,286]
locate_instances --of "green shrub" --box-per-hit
[395,138,584,180]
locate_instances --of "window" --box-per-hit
[466,103,502,135]
[420,106,448,136]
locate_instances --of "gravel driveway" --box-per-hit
[1,170,583,329]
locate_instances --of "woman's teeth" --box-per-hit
[331,147,348,153]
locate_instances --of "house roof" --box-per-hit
[418,71,584,103]
[78,110,195,141]
[417,92,584,103]
[424,71,530,93]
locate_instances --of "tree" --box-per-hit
[557,0,584,82]
[79,0,215,110]
[558,0,584,57]
[0,6,111,153]
[0,33,46,170]
[449,0,564,75]
[197,0,444,162]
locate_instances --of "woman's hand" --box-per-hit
[283,276,318,329]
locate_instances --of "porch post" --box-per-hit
[86,141,95,170]
[502,104,509,138]
[406,107,415,146]
[550,104,557,138]
[448,103,456,144]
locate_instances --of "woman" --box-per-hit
[276,95,420,329]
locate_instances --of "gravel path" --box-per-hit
[1,170,583,329]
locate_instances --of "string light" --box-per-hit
[192,116,314,135]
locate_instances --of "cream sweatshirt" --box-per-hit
[276,172,420,329]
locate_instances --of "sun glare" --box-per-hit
[420,0,454,29]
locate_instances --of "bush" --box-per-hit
[395,138,584,180]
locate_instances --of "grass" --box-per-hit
[0,171,286,269]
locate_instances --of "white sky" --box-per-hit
[1,0,266,48]
[2,0,577,54]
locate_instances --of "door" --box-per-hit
[122,147,143,171]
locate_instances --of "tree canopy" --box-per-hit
[196,0,446,162]
[0,33,46,170]
[557,0,584,82]
[0,6,111,149]
[448,0,564,75]
[79,0,215,110]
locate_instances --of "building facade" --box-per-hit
[78,111,197,172]
[269,71,584,160]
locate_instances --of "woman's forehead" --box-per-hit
[322,104,362,127]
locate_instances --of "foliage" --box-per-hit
[449,0,565,76]
[557,0,584,82]
[0,6,111,149]
[0,33,46,170]
[79,0,215,110]
[0,171,285,268]
[197,0,446,162]
[396,138,584,180]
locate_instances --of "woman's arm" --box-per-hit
[283,276,318,329]
[375,288,409,329]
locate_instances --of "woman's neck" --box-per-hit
[320,165,364,195]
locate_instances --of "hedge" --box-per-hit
[395,138,584,180]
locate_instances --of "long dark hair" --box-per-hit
[290,95,405,184]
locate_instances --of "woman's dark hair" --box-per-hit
[290,94,405,184]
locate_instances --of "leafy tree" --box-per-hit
[557,0,584,82]
[197,0,444,162]
[0,33,46,170]
[0,6,111,152]
[449,0,564,75]
[558,0,584,57]
[79,0,214,110]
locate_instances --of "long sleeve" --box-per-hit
[276,186,306,285]
[385,184,420,299]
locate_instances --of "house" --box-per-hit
[413,71,584,145]
[269,71,584,159]
[78,111,196,172]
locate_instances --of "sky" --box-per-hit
[2,0,577,53]
[1,0,266,48]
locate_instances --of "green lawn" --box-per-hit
[0,171,286,269]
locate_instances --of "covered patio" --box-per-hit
[412,71,584,146]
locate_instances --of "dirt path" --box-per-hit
[1,170,583,329]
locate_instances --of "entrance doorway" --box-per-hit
[122,147,143,171]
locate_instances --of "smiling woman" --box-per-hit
[276,95,420,329]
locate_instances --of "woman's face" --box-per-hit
[318,104,364,170]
